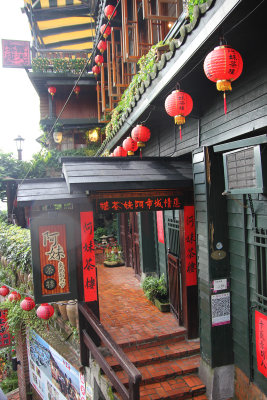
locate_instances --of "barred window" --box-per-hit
[254,227,267,311]
[167,218,180,256]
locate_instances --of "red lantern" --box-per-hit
[131,125,151,148]
[20,297,35,311]
[204,45,243,114]
[95,55,104,66]
[36,303,54,320]
[104,5,117,20]
[0,285,9,297]
[92,65,100,76]
[48,86,56,99]
[114,146,127,157]
[97,40,107,54]
[123,137,138,156]
[74,86,80,97]
[164,90,193,139]
[100,24,111,39]
[8,291,21,302]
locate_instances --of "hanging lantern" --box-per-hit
[92,65,100,77]
[104,5,117,20]
[97,40,107,54]
[74,86,80,97]
[131,125,151,148]
[20,297,35,311]
[8,291,21,302]
[95,55,104,66]
[123,137,138,156]
[48,86,56,99]
[164,90,193,139]
[114,146,127,157]
[100,24,111,39]
[0,285,9,297]
[204,45,243,114]
[36,303,54,320]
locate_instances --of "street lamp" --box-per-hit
[14,135,25,160]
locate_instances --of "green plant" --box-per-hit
[104,245,122,263]
[187,0,208,21]
[0,370,18,393]
[94,227,108,242]
[142,274,168,303]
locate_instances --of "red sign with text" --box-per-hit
[184,206,197,286]
[80,212,97,302]
[2,39,31,68]
[255,310,267,377]
[0,309,11,348]
[156,211,165,244]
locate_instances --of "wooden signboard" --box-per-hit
[0,309,11,348]
[255,310,267,377]
[184,206,197,286]
[31,215,77,303]
[2,39,31,68]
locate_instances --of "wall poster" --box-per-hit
[255,310,267,378]
[211,292,231,327]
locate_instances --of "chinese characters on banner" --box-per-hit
[95,195,182,214]
[80,212,97,302]
[2,39,31,68]
[156,211,165,244]
[39,225,70,296]
[184,206,197,286]
[255,310,267,378]
[0,309,11,348]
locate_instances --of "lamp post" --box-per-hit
[14,135,25,160]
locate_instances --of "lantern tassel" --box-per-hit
[140,148,142,159]
[179,126,182,140]
[224,92,227,115]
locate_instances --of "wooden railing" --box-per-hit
[78,303,142,400]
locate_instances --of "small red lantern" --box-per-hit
[104,5,117,20]
[48,86,56,99]
[20,297,35,311]
[164,90,193,139]
[36,303,54,320]
[97,40,107,54]
[204,45,243,114]
[95,55,104,66]
[92,65,100,76]
[114,146,127,157]
[0,285,9,297]
[123,137,138,156]
[8,291,21,302]
[74,86,80,97]
[100,24,111,39]
[131,125,151,148]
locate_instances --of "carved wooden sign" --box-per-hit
[2,39,31,68]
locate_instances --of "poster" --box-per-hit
[156,211,164,244]
[27,331,83,400]
[211,292,230,327]
[255,310,267,377]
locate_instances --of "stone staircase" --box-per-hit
[105,329,207,400]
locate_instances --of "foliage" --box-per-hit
[32,57,89,74]
[187,0,208,21]
[94,227,108,242]
[142,274,168,303]
[0,371,18,393]
[104,245,122,263]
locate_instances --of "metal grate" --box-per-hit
[253,227,267,311]
[167,218,179,256]
[226,147,256,190]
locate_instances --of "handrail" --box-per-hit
[78,303,142,400]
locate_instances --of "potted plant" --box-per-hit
[142,274,170,312]
[103,245,124,267]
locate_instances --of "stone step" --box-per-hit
[118,329,187,350]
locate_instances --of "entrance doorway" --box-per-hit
[120,212,140,277]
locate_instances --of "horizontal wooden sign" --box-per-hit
[2,39,31,68]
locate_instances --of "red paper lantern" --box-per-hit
[164,90,193,139]
[100,24,111,39]
[204,45,243,113]
[131,125,151,148]
[104,5,117,20]
[95,55,104,66]
[20,297,35,311]
[0,285,9,297]
[92,65,100,76]
[74,86,80,97]
[48,86,56,99]
[114,146,127,157]
[8,291,21,302]
[123,137,138,155]
[97,40,107,54]
[36,303,54,320]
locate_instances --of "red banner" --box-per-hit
[255,310,267,377]
[2,39,31,68]
[156,211,165,244]
[0,309,11,348]
[80,212,97,302]
[184,206,197,286]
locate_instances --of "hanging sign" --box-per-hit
[156,211,165,244]
[80,211,97,302]
[2,39,31,68]
[0,309,11,348]
[184,206,197,286]
[255,310,267,377]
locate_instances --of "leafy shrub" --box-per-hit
[142,274,168,303]
[94,227,108,242]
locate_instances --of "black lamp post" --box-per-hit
[14,135,25,160]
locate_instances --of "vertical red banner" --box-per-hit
[80,211,97,302]
[255,310,267,377]
[156,211,165,244]
[0,309,11,348]
[184,206,197,286]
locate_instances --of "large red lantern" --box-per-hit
[74,86,80,97]
[20,297,35,311]
[95,55,104,66]
[104,5,117,20]
[100,24,111,39]
[8,291,21,302]
[204,45,243,114]
[114,146,127,157]
[131,125,151,148]
[164,90,193,139]
[92,65,100,76]
[97,40,107,54]
[36,303,54,320]
[123,137,138,156]
[48,86,56,99]
[0,285,9,297]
